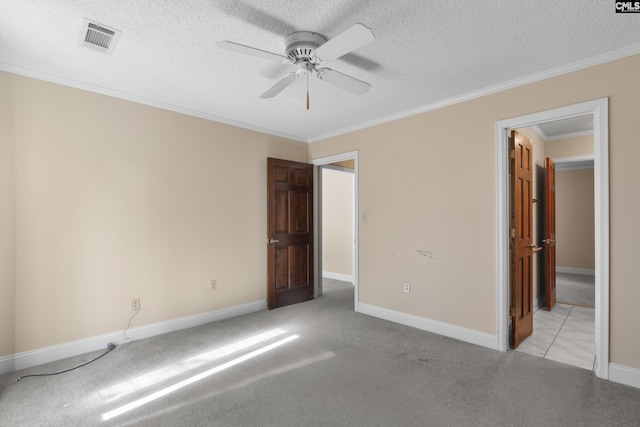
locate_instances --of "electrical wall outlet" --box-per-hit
[403,282,411,293]
[131,298,141,311]
[211,279,217,290]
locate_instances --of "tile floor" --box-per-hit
[515,303,596,370]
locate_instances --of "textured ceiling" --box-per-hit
[535,115,594,141]
[1,1,639,142]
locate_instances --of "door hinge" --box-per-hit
[509,306,515,318]
[509,149,515,160]
[509,227,516,239]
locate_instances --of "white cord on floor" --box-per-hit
[123,309,140,340]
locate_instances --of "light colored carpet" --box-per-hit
[556,273,595,307]
[1,279,638,426]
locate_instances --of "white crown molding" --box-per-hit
[530,125,593,142]
[309,43,640,143]
[3,43,638,144]
[0,62,308,143]
[553,154,595,163]
[531,126,594,142]
[545,130,594,142]
[531,125,548,140]
[554,154,595,171]
[555,162,594,171]
[0,300,266,375]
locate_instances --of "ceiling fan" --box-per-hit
[217,23,375,110]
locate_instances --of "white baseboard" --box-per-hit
[358,302,498,351]
[0,299,267,375]
[556,266,595,276]
[0,353,15,375]
[609,363,640,390]
[323,271,354,283]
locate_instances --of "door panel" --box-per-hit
[275,248,289,289]
[275,190,289,233]
[267,158,314,309]
[510,131,534,349]
[545,157,557,310]
[290,244,310,286]
[292,192,310,233]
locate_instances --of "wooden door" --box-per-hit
[510,131,534,348]
[544,157,557,310]
[267,158,314,309]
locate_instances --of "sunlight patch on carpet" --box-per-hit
[99,328,288,403]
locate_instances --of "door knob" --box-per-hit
[268,238,280,244]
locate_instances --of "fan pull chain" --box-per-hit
[306,71,310,110]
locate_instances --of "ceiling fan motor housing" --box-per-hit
[285,31,327,62]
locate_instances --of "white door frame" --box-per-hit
[496,98,609,379]
[311,151,359,311]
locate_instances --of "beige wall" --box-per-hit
[309,54,640,369]
[1,71,307,356]
[545,134,594,158]
[4,55,640,371]
[556,168,595,270]
[548,133,595,272]
[331,159,355,170]
[312,108,499,334]
[322,168,353,277]
[0,72,16,356]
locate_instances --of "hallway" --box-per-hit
[515,303,595,370]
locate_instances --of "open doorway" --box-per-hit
[321,164,355,281]
[553,153,595,308]
[511,120,596,369]
[496,98,609,379]
[311,151,359,311]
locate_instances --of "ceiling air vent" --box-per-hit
[78,18,121,54]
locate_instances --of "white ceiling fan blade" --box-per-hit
[217,41,291,63]
[260,73,297,98]
[312,23,375,62]
[316,68,371,95]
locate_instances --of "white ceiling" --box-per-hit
[1,1,639,142]
[534,114,595,141]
